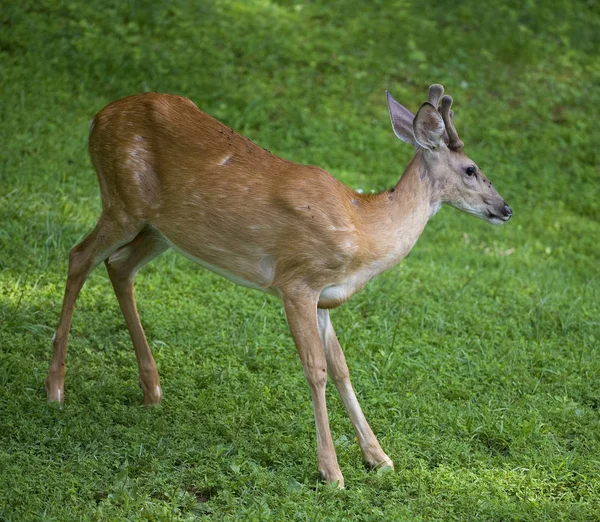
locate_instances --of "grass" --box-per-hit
[1,0,599,519]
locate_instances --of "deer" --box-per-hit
[46,84,512,487]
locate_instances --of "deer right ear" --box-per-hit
[386,91,417,147]
[412,102,445,151]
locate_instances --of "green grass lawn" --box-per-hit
[1,0,599,519]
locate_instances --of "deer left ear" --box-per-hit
[413,102,445,151]
[386,91,417,147]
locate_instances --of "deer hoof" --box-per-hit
[45,380,64,405]
[320,470,345,489]
[365,456,394,471]
[142,384,162,406]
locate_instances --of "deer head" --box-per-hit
[387,85,512,224]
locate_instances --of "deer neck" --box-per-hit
[362,150,441,265]
[392,149,443,217]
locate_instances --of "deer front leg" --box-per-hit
[317,308,394,470]
[282,291,344,487]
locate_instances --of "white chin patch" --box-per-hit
[488,216,505,225]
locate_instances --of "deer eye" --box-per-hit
[465,166,476,177]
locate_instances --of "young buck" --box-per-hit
[47,84,512,487]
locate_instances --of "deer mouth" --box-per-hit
[488,214,508,225]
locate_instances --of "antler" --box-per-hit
[440,95,464,150]
[427,84,444,109]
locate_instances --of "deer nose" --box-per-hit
[503,203,512,219]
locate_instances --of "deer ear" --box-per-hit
[386,91,417,147]
[413,102,445,151]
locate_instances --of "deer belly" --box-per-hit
[167,241,276,292]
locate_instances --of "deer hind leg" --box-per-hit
[46,214,142,404]
[104,226,169,406]
[317,308,394,470]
